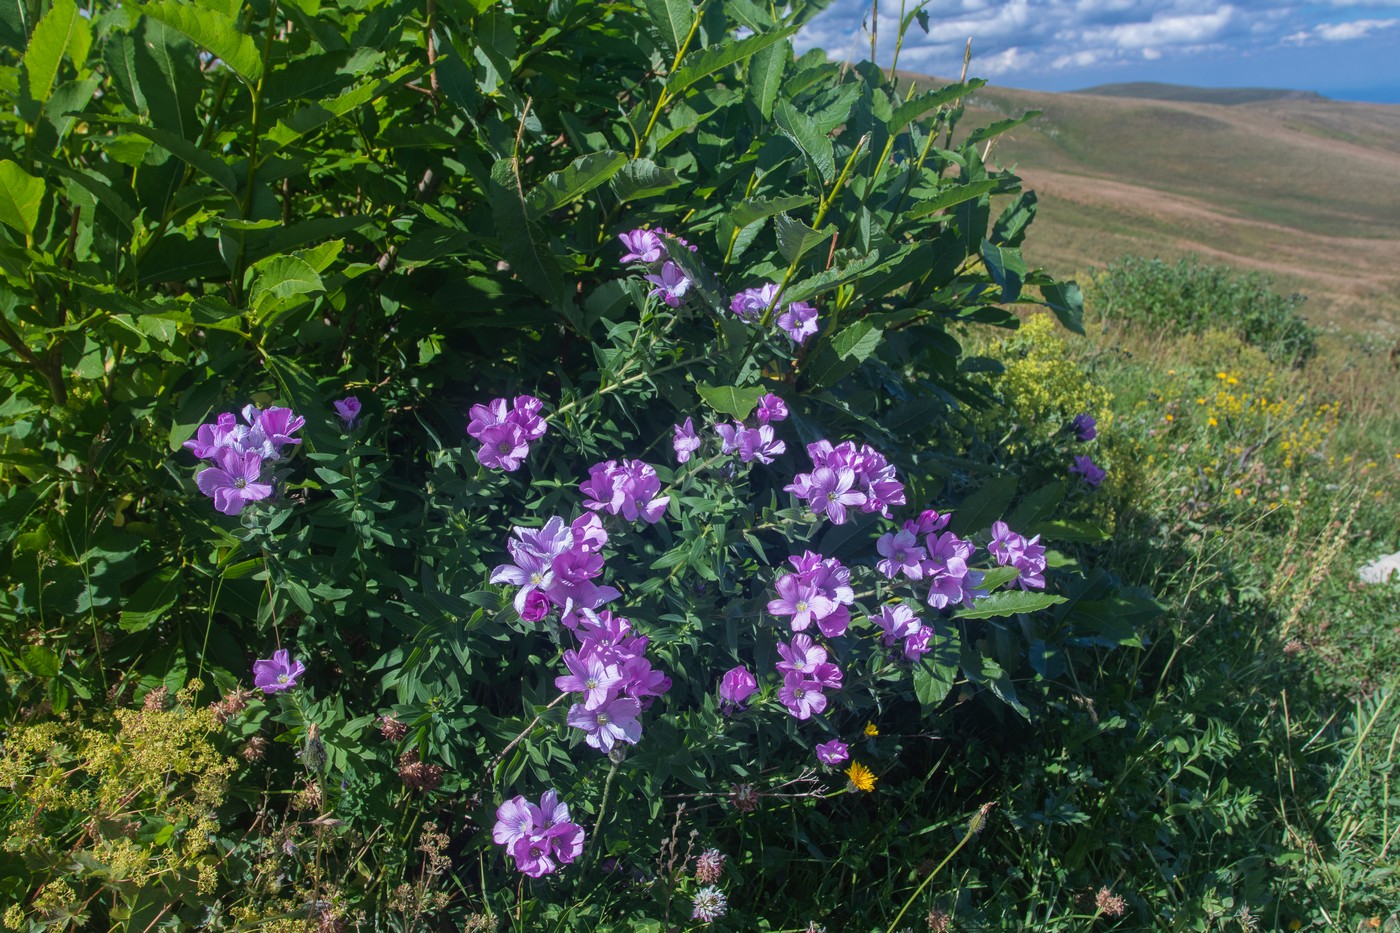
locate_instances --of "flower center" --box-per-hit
[596,712,610,726]
[277,673,288,684]
[585,677,598,690]
[234,477,248,489]
[795,600,808,613]
[497,441,512,453]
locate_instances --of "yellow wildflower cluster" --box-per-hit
[0,681,236,922]
[966,313,1113,449]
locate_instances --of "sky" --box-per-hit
[795,0,1400,103]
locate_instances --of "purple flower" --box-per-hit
[333,396,361,428]
[816,739,850,766]
[243,405,306,459]
[467,395,548,472]
[519,590,551,622]
[1072,413,1098,442]
[755,393,788,424]
[718,666,758,710]
[715,421,743,454]
[729,283,779,323]
[776,300,819,345]
[579,459,670,524]
[806,466,866,525]
[619,655,671,708]
[737,423,785,464]
[785,440,905,524]
[252,648,305,694]
[475,421,531,471]
[903,624,934,660]
[619,228,665,264]
[910,509,951,536]
[196,448,274,515]
[776,634,828,676]
[567,694,643,752]
[644,261,691,307]
[1070,454,1106,488]
[673,417,702,464]
[183,412,244,460]
[876,529,927,580]
[490,516,620,616]
[555,649,623,710]
[768,577,836,632]
[778,671,827,720]
[988,521,1047,590]
[872,604,922,647]
[494,791,585,878]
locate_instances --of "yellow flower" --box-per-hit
[1208,417,1218,427]
[863,721,879,737]
[845,761,877,792]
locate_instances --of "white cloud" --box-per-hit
[1315,17,1399,38]
[1075,7,1236,49]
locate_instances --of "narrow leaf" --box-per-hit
[747,36,788,120]
[667,29,797,95]
[487,158,573,316]
[886,79,986,134]
[903,179,998,220]
[981,239,1026,303]
[610,159,682,202]
[774,99,833,182]
[955,590,1067,620]
[525,150,627,217]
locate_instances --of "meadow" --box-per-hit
[1,1,1397,930]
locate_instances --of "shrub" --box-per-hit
[0,0,1158,927]
[1090,255,1317,365]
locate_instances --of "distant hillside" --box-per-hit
[894,73,1400,334]
[1074,82,1329,106]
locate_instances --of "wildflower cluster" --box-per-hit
[875,510,988,611]
[466,395,548,472]
[730,282,819,345]
[490,514,620,620]
[185,405,304,515]
[988,521,1049,590]
[786,440,907,524]
[559,608,671,752]
[580,459,670,523]
[492,791,585,878]
[618,227,698,308]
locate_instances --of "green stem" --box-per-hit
[885,804,992,932]
[233,0,280,305]
[588,761,620,858]
[633,10,702,158]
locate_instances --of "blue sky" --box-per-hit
[795,0,1400,102]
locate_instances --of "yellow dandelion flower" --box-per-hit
[1233,488,1243,496]
[1217,371,1228,380]
[863,722,879,737]
[1208,417,1218,427]
[845,761,877,792]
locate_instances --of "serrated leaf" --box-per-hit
[903,179,998,220]
[955,589,1067,620]
[728,194,813,230]
[965,110,1040,146]
[697,383,765,421]
[263,61,428,154]
[667,28,796,96]
[747,36,787,120]
[830,319,882,363]
[610,158,682,202]
[641,0,694,54]
[774,99,833,182]
[774,211,833,264]
[94,118,238,193]
[525,150,627,216]
[784,250,896,305]
[23,0,90,104]
[248,255,323,319]
[977,565,1022,591]
[992,189,1037,247]
[0,160,45,238]
[1039,279,1085,335]
[22,644,60,677]
[885,79,985,134]
[137,0,263,84]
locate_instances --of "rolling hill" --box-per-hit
[895,74,1400,335]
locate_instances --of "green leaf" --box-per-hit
[912,627,960,712]
[262,61,428,154]
[21,644,60,678]
[0,160,45,238]
[830,319,882,363]
[981,239,1026,303]
[22,0,90,104]
[746,36,787,120]
[1007,481,1065,528]
[248,255,324,319]
[774,99,834,182]
[666,27,797,96]
[992,190,1037,247]
[774,212,833,264]
[118,566,183,633]
[977,565,1022,591]
[610,158,682,202]
[487,158,574,319]
[954,590,1067,620]
[949,474,1018,535]
[697,383,765,421]
[727,194,813,231]
[525,150,627,216]
[784,250,895,305]
[966,110,1040,146]
[95,118,238,193]
[1038,279,1085,335]
[903,179,998,220]
[137,0,263,84]
[1028,519,1109,543]
[641,0,694,55]
[885,79,985,134]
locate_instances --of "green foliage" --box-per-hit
[1091,254,1318,365]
